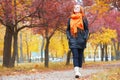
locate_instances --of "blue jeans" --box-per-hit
[71,48,84,67]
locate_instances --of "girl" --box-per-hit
[66,4,89,78]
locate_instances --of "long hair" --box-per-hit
[72,4,85,15]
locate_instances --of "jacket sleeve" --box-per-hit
[83,17,89,40]
[66,19,71,39]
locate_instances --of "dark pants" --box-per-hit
[71,48,84,67]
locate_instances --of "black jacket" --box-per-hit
[66,17,89,49]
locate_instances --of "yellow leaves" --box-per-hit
[28,35,40,52]
[0,26,5,56]
[19,28,40,54]
[102,27,117,44]
[12,0,32,7]
[50,31,69,57]
[89,27,117,45]
[0,26,40,57]
[0,42,3,56]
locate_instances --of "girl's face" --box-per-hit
[73,5,81,13]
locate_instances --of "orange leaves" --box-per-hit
[90,0,109,16]
[116,16,120,22]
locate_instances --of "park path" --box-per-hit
[0,62,120,80]
[0,68,102,80]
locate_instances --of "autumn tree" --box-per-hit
[32,0,74,67]
[83,0,120,61]
[94,1,120,60]
[104,10,120,60]
[89,27,117,61]
[0,0,40,67]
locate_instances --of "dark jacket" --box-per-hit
[66,17,89,49]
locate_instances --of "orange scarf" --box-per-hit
[70,13,84,37]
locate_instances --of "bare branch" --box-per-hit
[17,0,43,24]
[49,19,61,39]
[57,27,66,34]
[17,23,45,32]
[49,26,58,39]
[89,10,99,26]
[16,11,37,24]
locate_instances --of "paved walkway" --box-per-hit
[0,68,103,80]
[0,62,120,80]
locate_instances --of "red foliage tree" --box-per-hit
[0,0,39,67]
[32,0,74,67]
[83,0,94,6]
[87,4,120,60]
[103,9,120,60]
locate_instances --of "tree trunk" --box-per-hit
[41,36,45,62]
[94,49,96,62]
[111,45,114,61]
[100,44,104,61]
[10,33,18,67]
[117,42,120,51]
[29,51,32,62]
[44,24,58,67]
[3,27,12,67]
[44,38,50,68]
[105,44,108,61]
[66,50,71,65]
[26,39,30,62]
[112,40,118,60]
[19,32,24,62]
[94,44,99,62]
[16,50,19,65]
[117,42,120,60]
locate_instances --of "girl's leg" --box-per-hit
[78,49,84,67]
[71,48,81,78]
[71,48,79,67]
